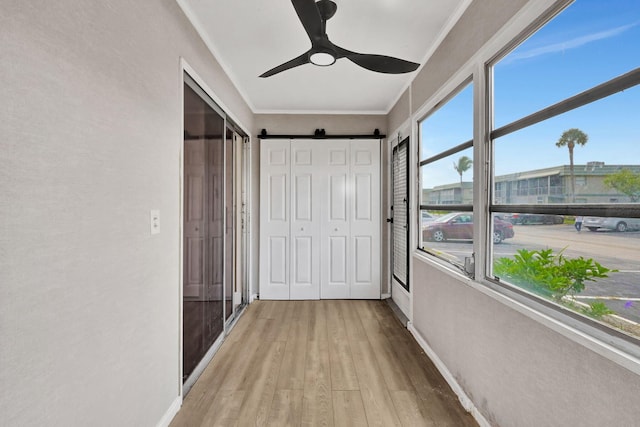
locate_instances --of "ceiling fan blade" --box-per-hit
[335,46,419,74]
[291,0,325,41]
[259,51,310,78]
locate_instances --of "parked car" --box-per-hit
[421,211,438,228]
[423,212,514,244]
[502,213,564,225]
[583,217,640,232]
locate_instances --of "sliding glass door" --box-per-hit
[182,72,249,389]
[224,127,234,322]
[182,80,225,382]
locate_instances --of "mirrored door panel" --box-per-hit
[183,80,225,382]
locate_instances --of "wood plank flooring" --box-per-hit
[170,300,478,427]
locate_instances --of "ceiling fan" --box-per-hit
[259,0,420,77]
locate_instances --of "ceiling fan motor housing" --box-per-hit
[316,0,337,21]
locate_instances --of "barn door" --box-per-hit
[259,140,291,300]
[260,139,381,300]
[348,139,381,299]
[320,141,350,299]
[290,141,321,299]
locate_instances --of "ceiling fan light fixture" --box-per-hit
[309,50,336,66]
[259,0,420,77]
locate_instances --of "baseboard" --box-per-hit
[156,395,181,427]
[386,298,409,327]
[407,322,491,427]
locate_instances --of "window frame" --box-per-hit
[488,66,640,219]
[412,0,640,363]
[483,5,640,351]
[417,78,475,272]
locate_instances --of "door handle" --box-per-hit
[386,218,393,223]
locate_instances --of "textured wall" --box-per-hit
[412,258,640,426]
[410,0,529,114]
[0,1,252,426]
[386,88,411,137]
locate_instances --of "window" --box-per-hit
[493,1,640,129]
[418,82,474,269]
[489,0,640,341]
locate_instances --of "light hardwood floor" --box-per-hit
[170,300,478,427]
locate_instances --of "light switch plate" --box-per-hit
[150,210,160,235]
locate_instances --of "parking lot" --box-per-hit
[423,223,640,324]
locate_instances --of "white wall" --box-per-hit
[0,1,252,426]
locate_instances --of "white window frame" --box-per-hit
[416,76,475,274]
[412,0,640,374]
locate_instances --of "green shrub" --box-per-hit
[493,248,615,301]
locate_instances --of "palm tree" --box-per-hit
[453,155,473,185]
[556,128,588,202]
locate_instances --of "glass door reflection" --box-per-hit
[182,81,225,383]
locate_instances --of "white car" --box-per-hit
[583,217,640,232]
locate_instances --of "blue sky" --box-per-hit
[421,0,640,188]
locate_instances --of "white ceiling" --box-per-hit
[177,0,470,114]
